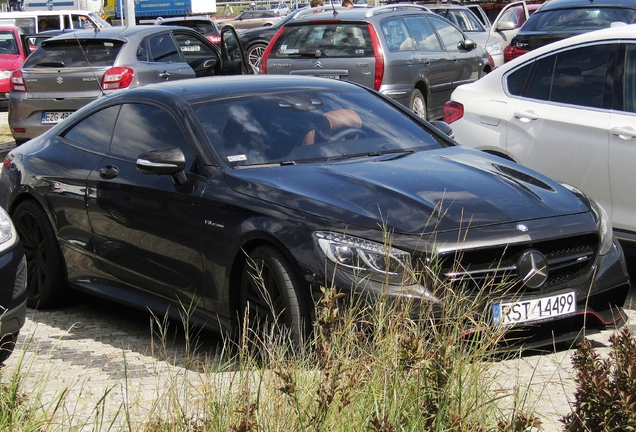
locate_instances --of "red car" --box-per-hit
[0,26,27,104]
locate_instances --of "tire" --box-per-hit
[0,332,18,364]
[12,200,68,309]
[246,43,267,70]
[409,89,427,120]
[240,245,310,347]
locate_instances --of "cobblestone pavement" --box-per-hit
[0,111,634,431]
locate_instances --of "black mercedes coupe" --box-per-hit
[0,75,629,347]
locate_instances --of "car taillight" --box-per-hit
[207,34,221,44]
[443,101,464,124]
[504,45,527,63]
[260,26,285,74]
[367,23,384,91]
[102,67,134,90]
[10,70,26,92]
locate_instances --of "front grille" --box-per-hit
[434,233,598,292]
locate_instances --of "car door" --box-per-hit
[172,30,222,77]
[399,15,454,114]
[607,42,636,236]
[490,1,531,48]
[86,102,208,309]
[143,32,196,82]
[503,43,615,218]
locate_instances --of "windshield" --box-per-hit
[522,7,636,31]
[194,87,445,167]
[0,31,18,54]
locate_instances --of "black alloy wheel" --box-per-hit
[12,200,67,308]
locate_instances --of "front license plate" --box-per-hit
[493,291,576,326]
[41,111,73,124]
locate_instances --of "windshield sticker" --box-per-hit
[228,154,248,162]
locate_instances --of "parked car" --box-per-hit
[444,24,636,247]
[270,3,290,15]
[426,3,504,67]
[0,74,629,348]
[504,0,636,62]
[9,25,250,144]
[263,5,492,121]
[155,16,222,45]
[465,3,490,28]
[237,7,304,69]
[0,205,26,364]
[216,10,282,30]
[488,1,542,49]
[0,26,29,105]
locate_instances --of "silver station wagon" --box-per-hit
[262,5,493,120]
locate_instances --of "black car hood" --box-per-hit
[224,148,589,234]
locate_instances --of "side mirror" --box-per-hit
[136,147,187,184]
[430,120,455,139]
[496,21,516,31]
[458,38,476,51]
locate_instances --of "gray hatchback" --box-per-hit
[262,5,492,120]
[9,25,250,143]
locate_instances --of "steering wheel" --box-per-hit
[328,128,368,142]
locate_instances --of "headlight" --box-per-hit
[314,231,413,284]
[0,206,18,254]
[485,42,503,56]
[589,199,613,256]
[0,70,13,80]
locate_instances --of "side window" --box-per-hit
[625,44,636,113]
[70,14,94,29]
[62,105,121,153]
[507,45,611,108]
[381,17,413,52]
[39,16,61,31]
[404,16,441,51]
[149,34,181,63]
[173,32,220,76]
[498,10,519,26]
[427,15,465,52]
[110,104,195,170]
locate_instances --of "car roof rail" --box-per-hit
[295,5,347,19]
[365,4,430,17]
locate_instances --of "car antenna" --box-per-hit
[331,1,338,16]
[74,33,105,98]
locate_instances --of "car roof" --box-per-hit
[536,0,636,11]
[44,24,198,42]
[290,5,431,22]
[157,16,215,23]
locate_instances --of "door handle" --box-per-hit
[514,111,538,122]
[100,165,119,179]
[610,127,636,140]
[159,71,171,80]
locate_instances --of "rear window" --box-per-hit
[160,20,219,35]
[522,7,636,31]
[23,39,124,68]
[269,23,373,58]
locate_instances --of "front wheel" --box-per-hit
[409,89,427,120]
[12,200,68,308]
[240,245,310,347]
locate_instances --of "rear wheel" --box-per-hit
[409,89,427,120]
[246,43,267,70]
[240,245,310,347]
[12,200,68,309]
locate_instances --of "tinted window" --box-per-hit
[173,32,220,76]
[111,104,195,169]
[148,34,181,63]
[427,15,465,52]
[506,44,611,108]
[270,24,373,58]
[624,44,636,113]
[63,105,121,152]
[195,87,445,167]
[0,31,18,54]
[23,39,124,68]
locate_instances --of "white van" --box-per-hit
[0,10,110,34]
